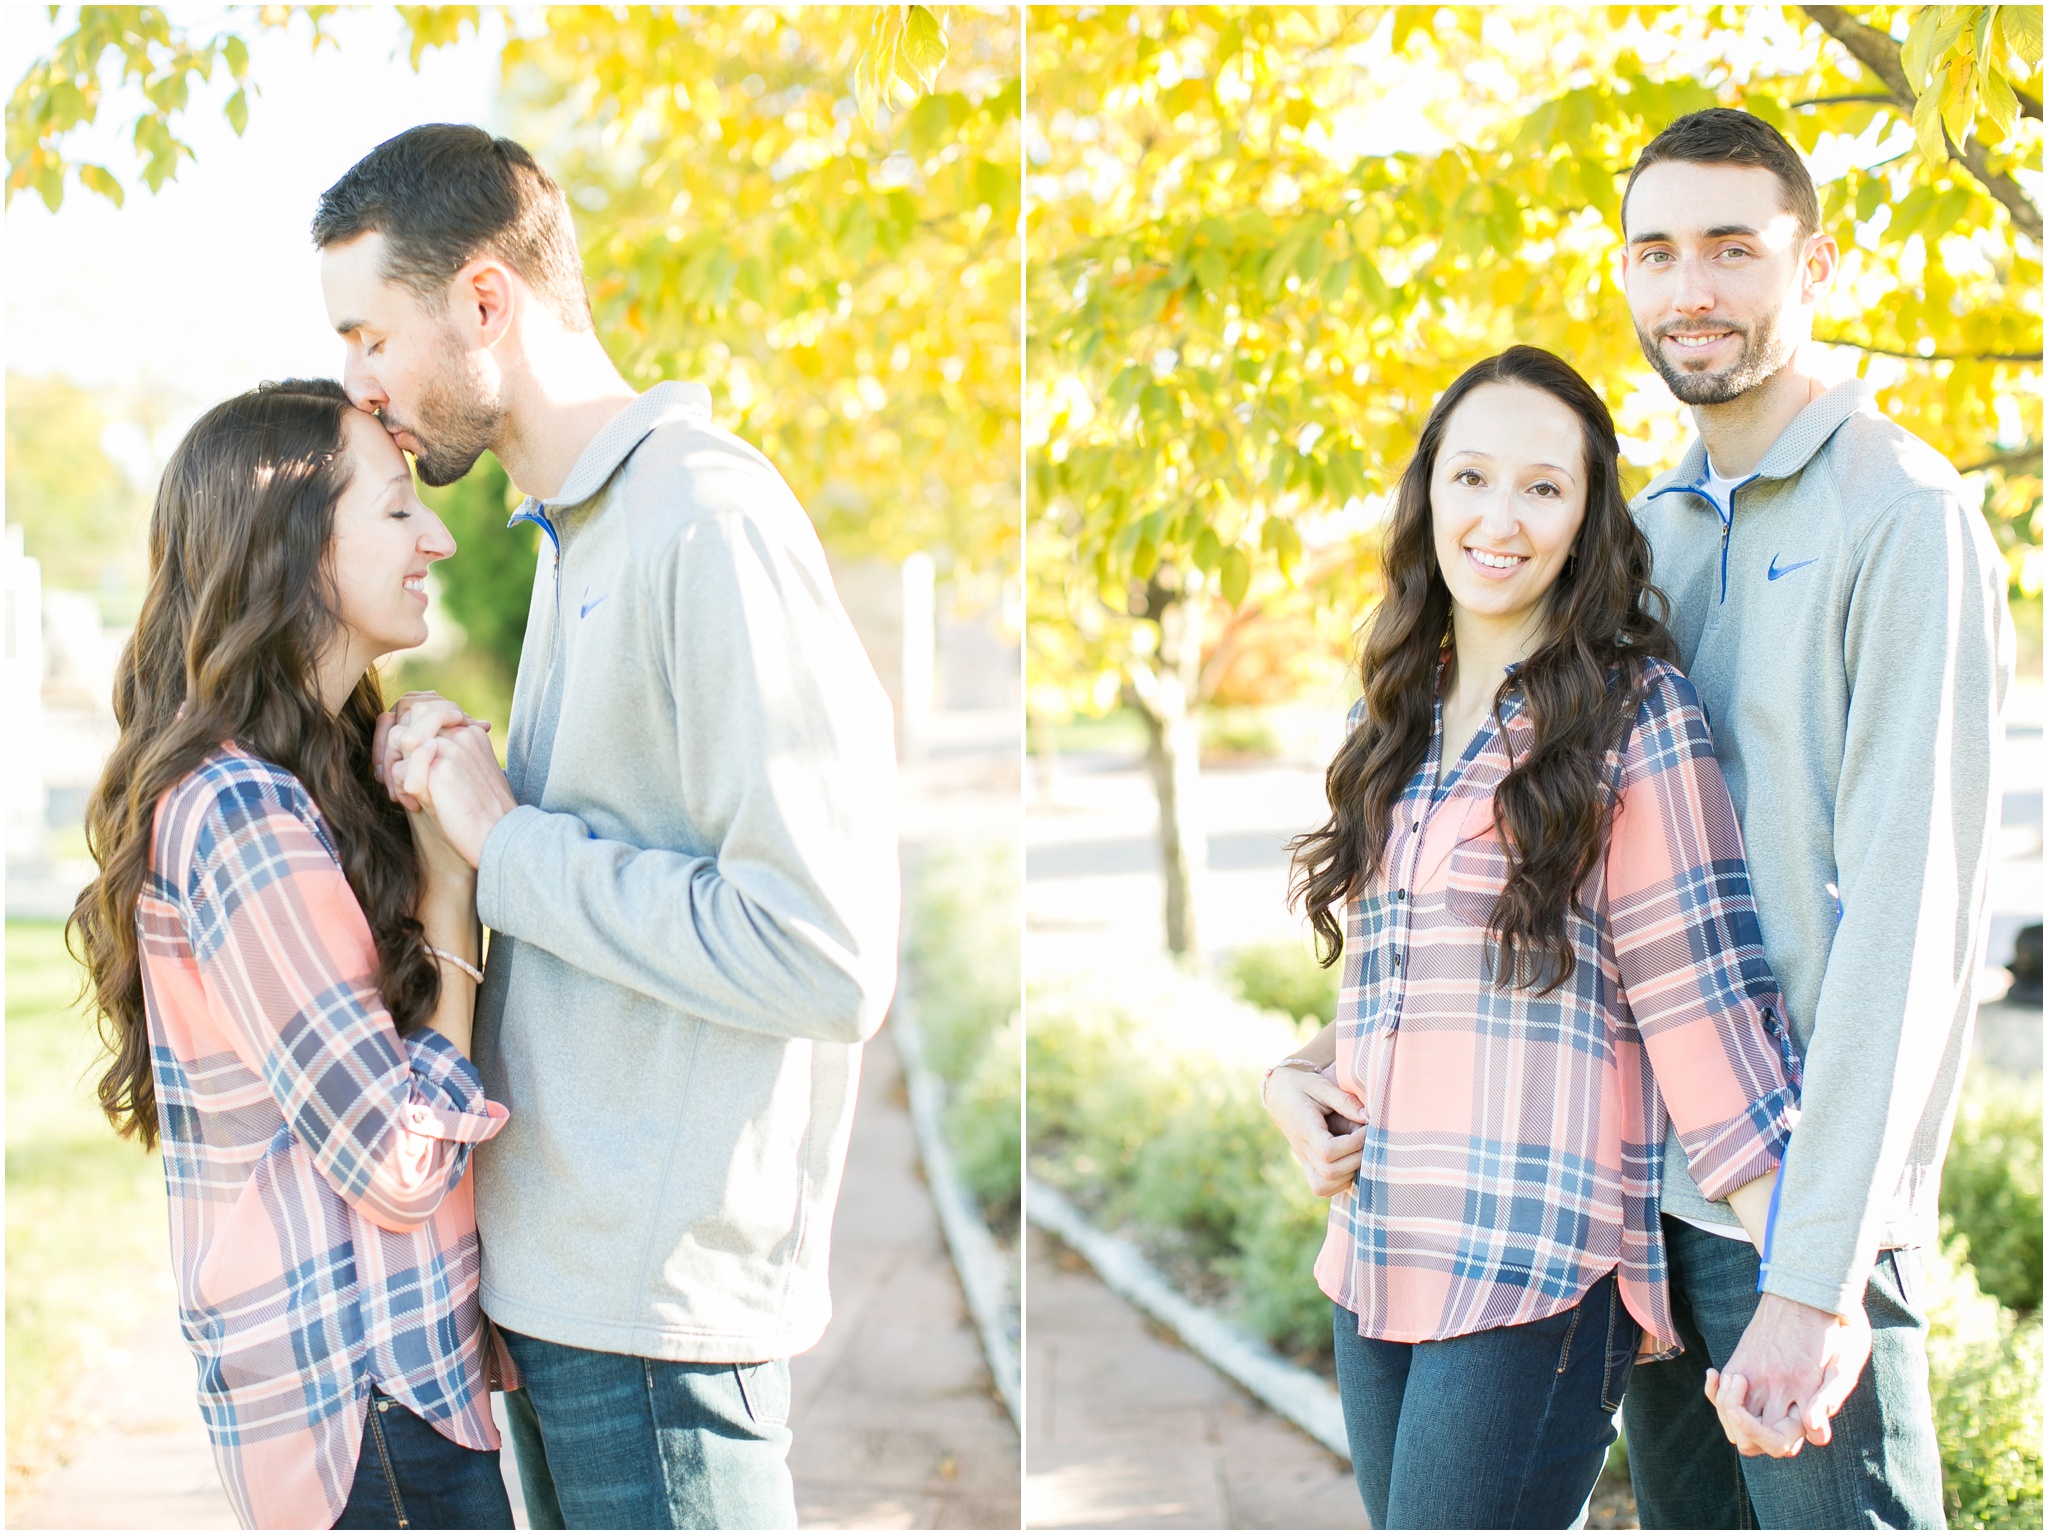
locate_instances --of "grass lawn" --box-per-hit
[5,921,172,1493]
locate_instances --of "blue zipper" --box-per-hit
[1645,471,1761,603]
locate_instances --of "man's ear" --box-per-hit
[1800,232,1840,302]
[451,258,517,348]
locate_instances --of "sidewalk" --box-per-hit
[7,1029,1018,1530]
[1024,1228,1360,1530]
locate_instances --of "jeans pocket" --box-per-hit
[1600,1280,1641,1414]
[733,1359,791,1428]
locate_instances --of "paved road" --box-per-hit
[1024,1228,1360,1530]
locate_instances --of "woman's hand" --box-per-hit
[375,691,490,812]
[1264,1065,1368,1198]
[407,795,474,901]
[400,723,517,869]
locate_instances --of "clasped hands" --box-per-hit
[1259,1063,1873,1462]
[373,690,518,869]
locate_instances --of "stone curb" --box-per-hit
[1025,1177,1350,1461]
[891,997,1023,1429]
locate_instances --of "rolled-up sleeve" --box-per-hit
[1607,669,1801,1201]
[185,785,507,1233]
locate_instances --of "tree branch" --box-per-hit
[1799,5,2041,242]
[1789,93,1898,108]
[1957,443,2044,476]
[1815,336,2044,363]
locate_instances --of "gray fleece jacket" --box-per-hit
[1634,377,2012,1318]
[470,382,899,1362]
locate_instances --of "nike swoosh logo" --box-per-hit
[1767,555,1817,581]
[579,589,608,618]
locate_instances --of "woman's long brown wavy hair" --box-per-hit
[1289,346,1676,992]
[71,379,440,1149]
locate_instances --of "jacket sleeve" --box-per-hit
[1608,669,1802,1202]
[1762,490,2010,1317]
[184,778,506,1234]
[476,508,900,1045]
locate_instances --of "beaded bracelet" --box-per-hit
[1259,1056,1326,1108]
[426,946,485,984]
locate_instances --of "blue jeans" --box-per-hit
[1623,1217,1945,1529]
[334,1385,515,1530]
[1332,1270,1640,1529]
[497,1327,796,1530]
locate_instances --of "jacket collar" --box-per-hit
[510,381,713,524]
[1643,375,1877,505]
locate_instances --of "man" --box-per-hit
[314,124,899,1528]
[1617,108,2012,1528]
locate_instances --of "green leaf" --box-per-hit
[2000,4,2043,66]
[1912,76,1950,162]
[1192,525,1223,572]
[1218,545,1251,606]
[224,86,247,136]
[222,34,248,80]
[76,163,123,206]
[901,7,949,86]
[1940,60,1980,147]
[1982,66,2020,138]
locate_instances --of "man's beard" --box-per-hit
[1635,310,1795,406]
[389,338,505,487]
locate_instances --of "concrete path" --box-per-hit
[7,1032,1018,1531]
[1024,1228,1360,1530]
[787,1027,1021,1529]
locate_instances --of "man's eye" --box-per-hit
[367,340,383,356]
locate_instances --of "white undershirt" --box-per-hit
[1699,456,1744,519]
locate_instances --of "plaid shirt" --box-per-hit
[138,747,509,1529]
[1314,660,1800,1359]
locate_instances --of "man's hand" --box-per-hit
[1704,1366,1807,1459]
[1711,1291,1874,1455]
[375,691,490,810]
[400,723,517,868]
[1262,1066,1368,1198]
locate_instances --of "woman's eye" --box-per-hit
[1454,469,1483,486]
[1529,481,1559,497]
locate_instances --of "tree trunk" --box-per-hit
[1125,593,1206,961]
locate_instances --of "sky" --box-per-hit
[4,8,507,477]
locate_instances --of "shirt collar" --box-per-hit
[1645,375,1877,502]
[510,380,713,522]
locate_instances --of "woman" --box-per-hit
[1266,347,1802,1529]
[71,379,515,1530]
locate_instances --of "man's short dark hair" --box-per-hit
[313,124,593,331]
[1622,108,1822,240]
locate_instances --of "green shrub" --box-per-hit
[905,842,1019,1087]
[1121,1076,1275,1258]
[1223,938,1339,1028]
[1925,1234,2044,1529]
[947,1015,1021,1222]
[1226,1163,1338,1359]
[902,843,1019,1234]
[1940,1072,2042,1316]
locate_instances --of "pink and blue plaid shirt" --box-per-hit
[1314,660,1801,1359]
[138,746,510,1529]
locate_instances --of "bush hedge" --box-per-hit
[1939,1073,2042,1317]
[903,843,1021,1227]
[1029,962,2046,1525]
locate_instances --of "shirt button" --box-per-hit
[1412,821,1421,833]
[1396,889,1407,901]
